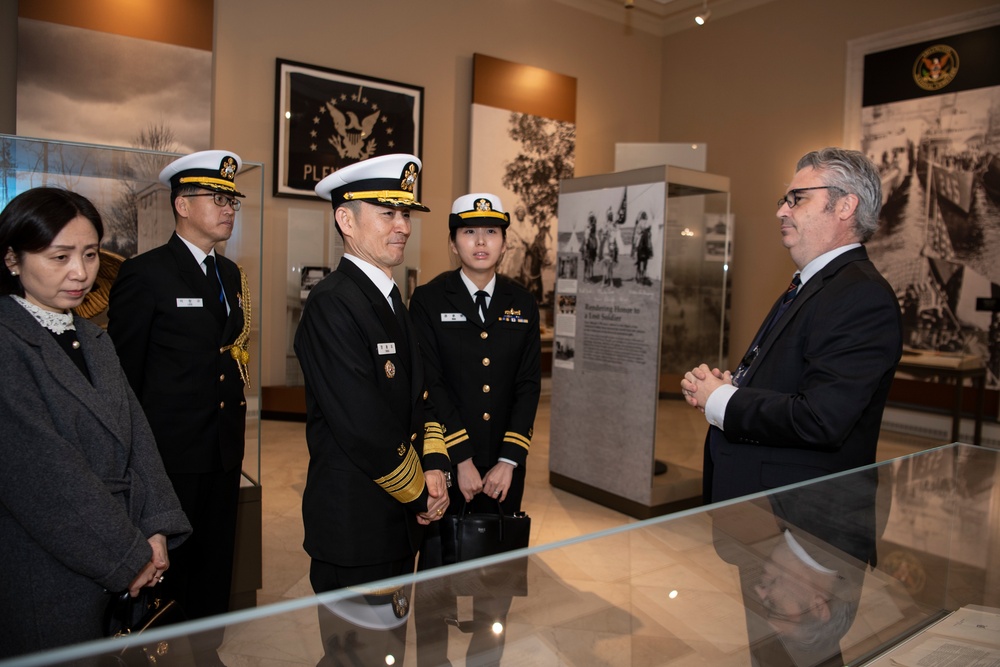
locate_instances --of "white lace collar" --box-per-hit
[10,295,77,335]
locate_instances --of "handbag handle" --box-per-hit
[456,497,506,542]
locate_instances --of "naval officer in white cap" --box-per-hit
[108,149,251,664]
[294,153,450,665]
[409,193,541,665]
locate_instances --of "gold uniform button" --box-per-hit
[483,384,490,393]
[219,347,225,354]
[480,331,488,340]
[219,374,225,382]
[483,412,491,421]
[423,390,429,400]
[482,357,490,367]
[410,433,417,442]
[397,444,407,457]
[219,401,225,409]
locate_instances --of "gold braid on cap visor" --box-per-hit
[179,176,238,191]
[343,189,417,203]
[458,209,508,221]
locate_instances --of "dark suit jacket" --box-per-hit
[0,298,190,656]
[704,246,902,503]
[294,257,449,568]
[107,232,247,474]
[409,270,541,511]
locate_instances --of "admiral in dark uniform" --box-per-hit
[294,154,450,666]
[107,151,252,656]
[409,193,541,666]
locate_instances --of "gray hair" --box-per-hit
[796,148,882,243]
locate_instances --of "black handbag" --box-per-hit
[104,590,192,666]
[439,499,531,596]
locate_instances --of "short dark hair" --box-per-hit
[1,187,104,297]
[796,148,882,242]
[170,184,208,219]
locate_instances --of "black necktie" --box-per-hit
[389,284,407,328]
[204,255,226,322]
[475,290,489,323]
[733,274,801,386]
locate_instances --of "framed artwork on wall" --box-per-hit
[273,58,423,199]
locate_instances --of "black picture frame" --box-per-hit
[273,58,424,200]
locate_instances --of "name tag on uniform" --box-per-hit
[377,342,397,355]
[441,313,467,322]
[177,298,203,307]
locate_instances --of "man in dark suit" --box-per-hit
[682,147,902,504]
[107,150,251,662]
[294,154,450,666]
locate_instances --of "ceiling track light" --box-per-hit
[694,0,711,25]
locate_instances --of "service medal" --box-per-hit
[385,360,396,378]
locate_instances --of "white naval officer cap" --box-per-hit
[448,192,510,231]
[314,153,429,212]
[159,149,245,197]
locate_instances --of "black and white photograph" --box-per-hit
[470,102,575,312]
[854,24,1000,390]
[274,59,423,199]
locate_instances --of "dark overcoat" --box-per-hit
[0,298,190,657]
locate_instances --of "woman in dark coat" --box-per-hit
[410,192,541,666]
[0,188,191,659]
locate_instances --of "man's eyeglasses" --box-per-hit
[776,186,842,210]
[184,192,242,211]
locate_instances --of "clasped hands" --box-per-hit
[127,533,169,597]
[680,363,732,413]
[417,469,451,525]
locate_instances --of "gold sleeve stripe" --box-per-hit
[374,447,425,503]
[504,431,531,451]
[444,429,469,449]
[423,422,448,458]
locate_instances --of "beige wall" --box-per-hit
[211,0,664,386]
[660,0,999,360]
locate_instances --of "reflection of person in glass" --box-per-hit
[713,470,878,667]
[409,192,541,667]
[753,528,862,663]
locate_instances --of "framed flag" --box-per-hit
[273,58,423,199]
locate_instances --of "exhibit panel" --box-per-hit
[0,134,265,607]
[6,443,998,667]
[549,165,731,518]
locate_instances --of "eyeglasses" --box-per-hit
[776,186,842,210]
[184,192,242,211]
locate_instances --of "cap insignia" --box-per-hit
[475,198,493,213]
[220,157,237,181]
[401,163,418,193]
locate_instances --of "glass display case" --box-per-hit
[4,443,996,667]
[549,165,730,519]
[0,133,263,481]
[0,134,264,608]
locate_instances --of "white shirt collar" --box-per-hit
[176,233,215,269]
[344,254,398,306]
[799,243,860,286]
[458,269,496,300]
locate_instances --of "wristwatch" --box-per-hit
[443,471,453,488]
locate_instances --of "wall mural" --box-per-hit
[851,18,1000,391]
[469,54,577,326]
